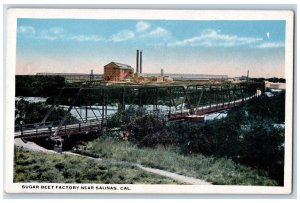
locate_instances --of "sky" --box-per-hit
[16,19,286,78]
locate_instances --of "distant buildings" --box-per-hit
[36,64,228,83]
[136,73,228,81]
[35,50,229,83]
[36,72,103,82]
[102,50,228,83]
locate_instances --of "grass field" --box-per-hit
[14,146,180,184]
[73,137,278,186]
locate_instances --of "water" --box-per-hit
[205,111,228,121]
[143,105,176,112]
[15,97,48,103]
[270,89,283,92]
[60,105,118,120]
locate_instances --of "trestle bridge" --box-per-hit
[15,82,264,151]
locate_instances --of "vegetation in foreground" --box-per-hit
[14,146,180,184]
[73,137,277,186]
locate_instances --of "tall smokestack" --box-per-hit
[140,51,142,73]
[136,50,139,73]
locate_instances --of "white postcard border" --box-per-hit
[4,8,294,194]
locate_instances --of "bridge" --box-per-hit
[15,82,264,151]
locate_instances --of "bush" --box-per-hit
[106,106,173,147]
[185,127,215,155]
[247,91,285,123]
[106,105,146,128]
[239,119,284,185]
[126,114,173,147]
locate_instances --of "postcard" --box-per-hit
[4,8,294,194]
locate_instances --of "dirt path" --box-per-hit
[136,164,211,185]
[14,138,57,154]
[64,152,211,185]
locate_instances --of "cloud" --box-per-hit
[255,42,285,48]
[168,29,263,47]
[140,27,173,45]
[49,27,64,34]
[111,30,135,42]
[148,27,172,38]
[136,21,151,32]
[38,28,65,40]
[17,26,36,34]
[69,35,105,42]
[18,25,106,42]
[38,35,60,41]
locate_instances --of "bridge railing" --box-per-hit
[167,92,260,120]
[15,120,63,132]
[14,113,115,138]
[15,116,103,131]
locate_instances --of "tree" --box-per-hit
[16,75,66,97]
[15,99,77,125]
[126,114,173,147]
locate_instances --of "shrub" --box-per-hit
[247,91,285,123]
[106,105,146,128]
[126,114,173,147]
[40,169,63,182]
[239,119,285,185]
[185,127,215,155]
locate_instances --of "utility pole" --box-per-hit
[90,69,94,82]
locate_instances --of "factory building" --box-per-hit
[104,62,134,81]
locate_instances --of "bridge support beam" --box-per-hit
[52,137,64,153]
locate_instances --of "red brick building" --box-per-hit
[104,62,134,81]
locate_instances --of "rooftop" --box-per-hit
[36,73,99,76]
[105,62,133,70]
